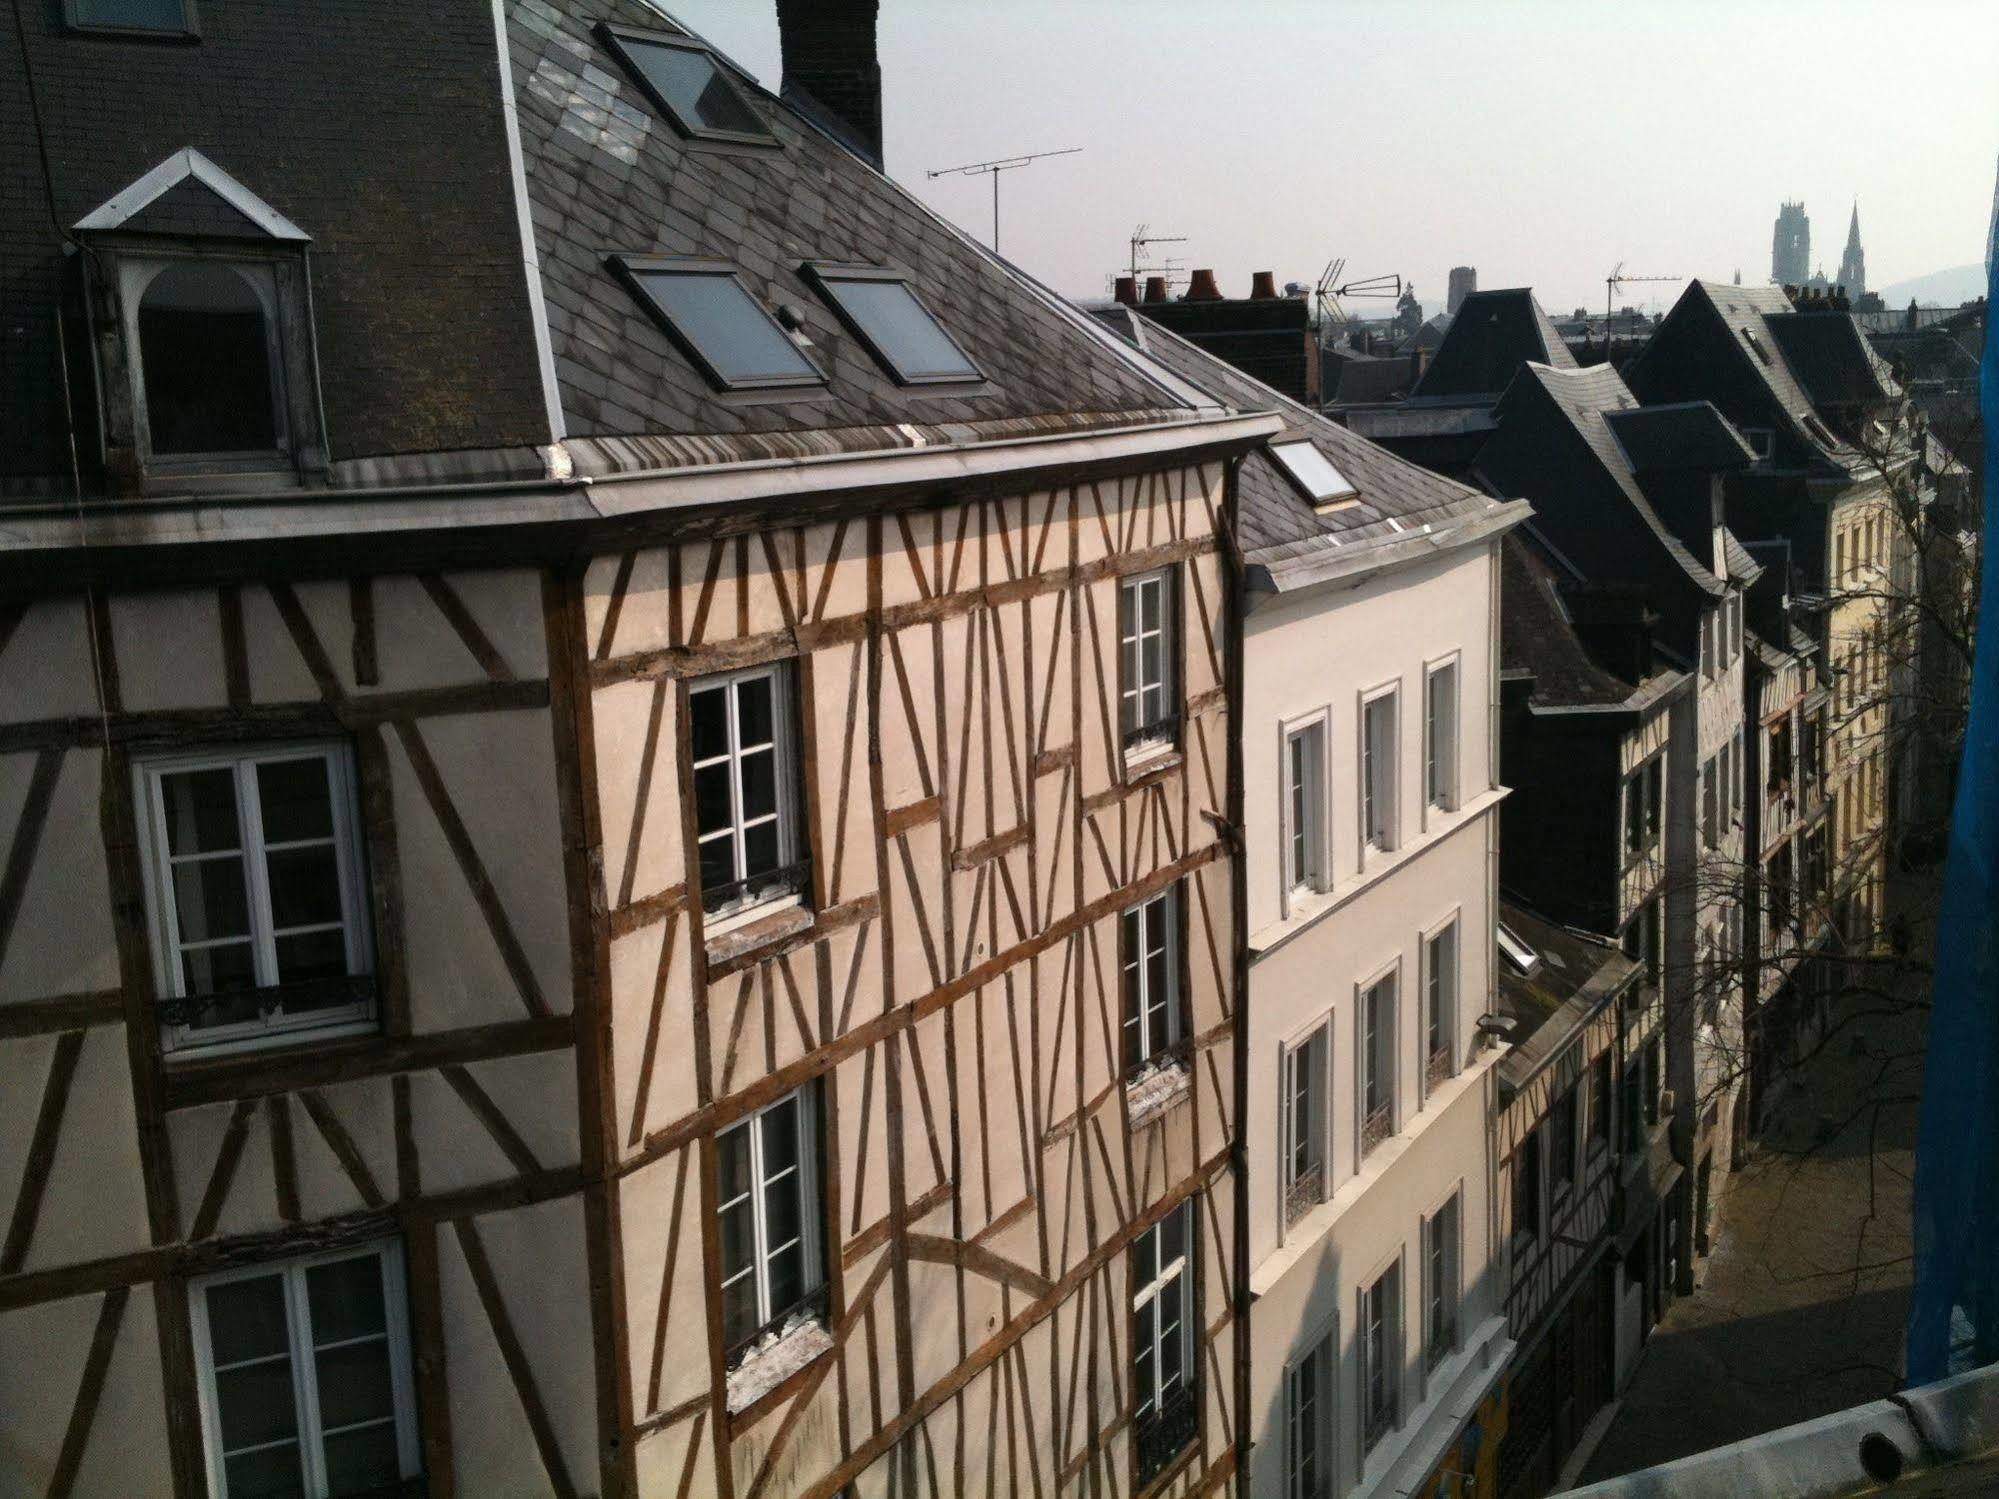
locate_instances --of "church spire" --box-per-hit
[1837,198,1867,301]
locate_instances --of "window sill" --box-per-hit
[1125,1060,1191,1126]
[704,900,814,969]
[725,1317,834,1415]
[161,1012,379,1067]
[1121,741,1182,785]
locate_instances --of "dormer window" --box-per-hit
[1742,427,1774,462]
[803,264,983,386]
[598,23,775,146]
[1270,440,1358,508]
[65,0,196,36]
[132,261,282,456]
[612,256,825,392]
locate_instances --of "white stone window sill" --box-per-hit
[1126,1060,1191,1126]
[725,1317,834,1414]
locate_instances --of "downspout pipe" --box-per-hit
[1219,450,1254,1496]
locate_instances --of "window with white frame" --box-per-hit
[1283,1022,1330,1227]
[1702,758,1719,849]
[1132,1201,1198,1483]
[1122,886,1182,1075]
[1359,1259,1401,1454]
[716,1085,824,1359]
[690,661,805,922]
[190,1242,419,1499]
[1361,688,1398,853]
[138,743,373,1053]
[1622,754,1662,858]
[1424,920,1458,1093]
[1424,660,1458,813]
[1118,568,1176,752]
[1286,1327,1336,1499]
[1423,1193,1461,1372]
[1359,971,1396,1159]
[1284,719,1327,898]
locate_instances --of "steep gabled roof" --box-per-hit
[1500,532,1649,707]
[505,1,1191,465]
[1765,313,1898,408]
[1604,402,1755,473]
[1413,288,1577,398]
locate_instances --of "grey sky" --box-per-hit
[667,0,1997,318]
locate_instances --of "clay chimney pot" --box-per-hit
[1250,270,1277,299]
[1143,276,1170,304]
[1186,268,1222,302]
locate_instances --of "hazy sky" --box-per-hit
[666,0,1997,318]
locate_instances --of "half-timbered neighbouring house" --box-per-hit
[1093,307,1532,1499]
[1489,904,1640,1499]
[0,5,1275,1498]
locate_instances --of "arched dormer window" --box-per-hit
[135,260,283,456]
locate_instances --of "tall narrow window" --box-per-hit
[1425,661,1458,812]
[690,662,804,921]
[136,260,285,459]
[716,1087,824,1358]
[1287,1330,1336,1499]
[1359,1261,1402,1454]
[1362,689,1398,852]
[1424,1194,1461,1371]
[138,744,374,1053]
[1360,972,1396,1159]
[1285,721,1327,896]
[1590,1053,1613,1151]
[1132,1202,1198,1484]
[1702,759,1719,849]
[1512,1131,1542,1247]
[1550,1089,1578,1199]
[1424,921,1458,1095]
[1119,569,1176,751]
[1122,887,1182,1074]
[1283,1024,1330,1227]
[191,1244,420,1499]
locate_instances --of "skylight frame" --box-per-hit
[1270,439,1359,507]
[800,262,987,387]
[1496,922,1540,977]
[609,254,826,394]
[596,21,778,149]
[64,0,199,38]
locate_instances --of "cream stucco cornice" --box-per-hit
[1243,499,1533,600]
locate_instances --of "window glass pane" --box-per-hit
[698,836,737,897]
[222,1443,306,1499]
[1271,440,1356,502]
[721,1273,759,1350]
[822,277,979,381]
[735,677,775,748]
[306,1257,387,1344]
[321,1423,402,1497]
[1140,579,1161,633]
[215,1360,301,1453]
[618,37,769,138]
[760,1099,801,1177]
[765,1240,805,1316]
[632,270,817,386]
[716,1124,752,1209]
[690,687,730,763]
[139,262,278,455]
[273,930,349,991]
[205,1275,291,1366]
[182,941,259,1003]
[312,1339,395,1430]
[742,821,780,880]
[256,758,335,844]
[73,0,186,25]
[1161,1202,1186,1267]
[172,858,252,947]
[162,768,242,856]
[739,749,778,822]
[264,846,343,930]
[693,763,735,840]
[1134,1338,1156,1414]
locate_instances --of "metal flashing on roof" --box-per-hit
[73,147,310,242]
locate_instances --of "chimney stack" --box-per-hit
[1113,275,1137,306]
[1143,276,1170,304]
[1185,268,1222,302]
[776,0,883,168]
[1250,270,1278,300]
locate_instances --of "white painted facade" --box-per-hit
[1242,541,1514,1499]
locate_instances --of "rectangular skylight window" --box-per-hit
[1271,440,1358,504]
[803,264,983,385]
[66,0,193,33]
[599,24,775,145]
[1496,922,1540,977]
[611,257,823,392]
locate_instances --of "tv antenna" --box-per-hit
[1314,257,1402,329]
[1605,261,1681,323]
[1129,223,1188,285]
[926,147,1082,254]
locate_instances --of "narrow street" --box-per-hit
[1575,943,1928,1485]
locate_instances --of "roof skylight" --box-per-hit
[599,24,774,145]
[804,265,982,385]
[1271,440,1358,505]
[612,257,823,392]
[1497,923,1541,977]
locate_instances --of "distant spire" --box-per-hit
[1846,199,1862,253]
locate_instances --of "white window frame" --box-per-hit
[1132,1200,1197,1434]
[1118,567,1177,756]
[1281,1017,1333,1234]
[1356,960,1400,1166]
[1423,655,1459,818]
[690,660,804,929]
[1281,710,1331,910]
[1421,914,1460,1099]
[715,1084,825,1357]
[1285,1318,1338,1499]
[136,741,375,1057]
[118,252,293,469]
[1357,1251,1403,1457]
[1359,682,1400,858]
[1122,885,1183,1075]
[189,1241,420,1499]
[1421,1188,1462,1382]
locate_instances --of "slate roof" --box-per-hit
[1088,305,1510,564]
[1766,312,1898,409]
[1604,402,1754,473]
[1496,900,1636,1057]
[505,1,1189,462]
[1500,532,1649,708]
[1413,288,1578,398]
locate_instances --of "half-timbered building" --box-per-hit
[0,6,1275,1499]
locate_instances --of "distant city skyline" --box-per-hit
[665,0,1998,318]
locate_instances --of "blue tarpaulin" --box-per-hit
[1907,161,1999,1383]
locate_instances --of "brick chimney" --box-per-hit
[1185,268,1222,302]
[776,0,883,168]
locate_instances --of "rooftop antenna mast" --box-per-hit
[1605,261,1682,324]
[1314,257,1401,330]
[1129,223,1188,284]
[926,147,1082,254]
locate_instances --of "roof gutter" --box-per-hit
[1244,498,1532,596]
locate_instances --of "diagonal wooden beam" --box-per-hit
[296,1089,386,1208]
[45,1284,130,1499]
[188,1098,259,1243]
[419,574,517,684]
[0,748,63,975]
[903,1233,1054,1299]
[452,1218,578,1499]
[267,1095,300,1223]
[1,1027,84,1273]
[266,581,345,704]
[439,1064,543,1178]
